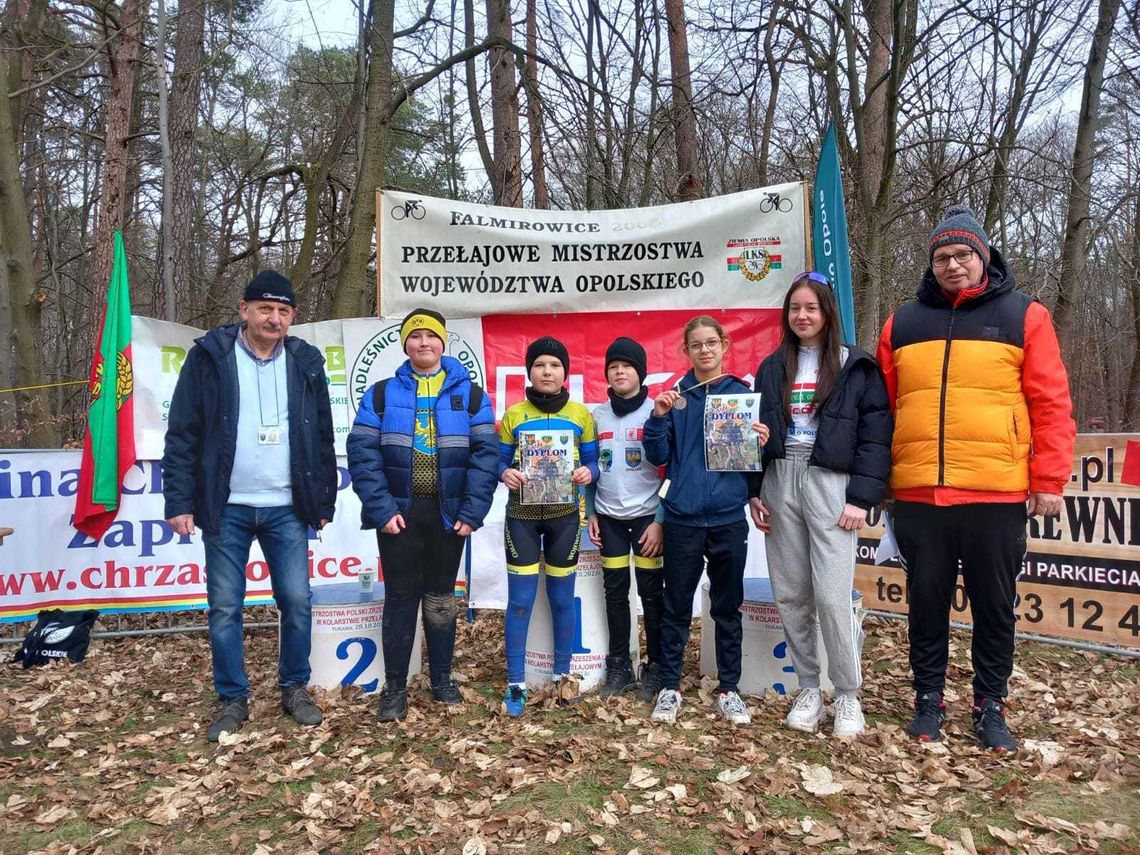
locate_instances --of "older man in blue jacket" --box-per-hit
[163,271,337,742]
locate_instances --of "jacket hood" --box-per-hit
[840,344,877,373]
[917,246,1015,308]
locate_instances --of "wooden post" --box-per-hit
[375,188,384,317]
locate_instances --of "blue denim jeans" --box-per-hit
[203,504,312,699]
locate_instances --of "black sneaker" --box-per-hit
[281,685,323,726]
[377,684,408,721]
[431,679,463,705]
[905,691,946,742]
[207,697,249,742]
[599,656,636,697]
[972,697,1017,753]
[637,662,663,703]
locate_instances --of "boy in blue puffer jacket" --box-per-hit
[347,308,499,721]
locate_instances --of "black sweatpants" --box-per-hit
[377,499,466,686]
[893,501,1027,701]
[597,513,665,663]
[657,520,749,693]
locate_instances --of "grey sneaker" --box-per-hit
[281,685,323,726]
[651,689,682,724]
[716,690,752,725]
[207,697,249,742]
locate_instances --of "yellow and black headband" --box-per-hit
[399,309,447,347]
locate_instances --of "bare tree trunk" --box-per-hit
[291,89,361,300]
[1053,0,1122,341]
[90,0,150,310]
[464,0,495,186]
[584,0,598,208]
[524,0,547,208]
[0,45,58,447]
[664,0,702,201]
[637,0,662,207]
[852,0,891,345]
[168,0,207,321]
[333,0,396,318]
[758,2,784,187]
[485,0,522,206]
[1124,194,1140,428]
[154,0,176,321]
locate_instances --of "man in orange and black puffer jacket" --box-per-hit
[877,205,1075,753]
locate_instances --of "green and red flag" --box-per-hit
[74,230,137,539]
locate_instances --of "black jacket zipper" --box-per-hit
[937,310,957,486]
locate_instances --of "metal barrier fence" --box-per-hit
[2,606,1137,660]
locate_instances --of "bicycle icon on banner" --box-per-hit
[758,192,792,213]
[392,199,426,221]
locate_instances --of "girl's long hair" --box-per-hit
[779,278,842,417]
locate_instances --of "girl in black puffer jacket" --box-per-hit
[752,272,892,739]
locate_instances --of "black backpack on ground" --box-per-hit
[13,609,99,668]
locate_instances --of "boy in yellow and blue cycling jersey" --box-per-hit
[498,337,598,717]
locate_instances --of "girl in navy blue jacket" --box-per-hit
[642,315,770,726]
[347,308,499,722]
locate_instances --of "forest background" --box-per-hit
[1,0,1138,448]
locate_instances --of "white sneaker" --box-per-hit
[651,689,682,724]
[785,687,826,732]
[832,695,865,738]
[716,690,752,725]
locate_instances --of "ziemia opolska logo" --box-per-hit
[348,323,486,416]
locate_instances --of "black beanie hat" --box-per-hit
[605,337,647,383]
[928,205,991,266]
[242,270,296,307]
[526,336,569,376]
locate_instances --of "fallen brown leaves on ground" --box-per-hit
[0,613,1137,854]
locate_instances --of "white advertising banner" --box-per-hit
[132,318,200,460]
[378,185,809,317]
[0,451,379,621]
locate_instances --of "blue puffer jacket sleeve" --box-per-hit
[642,410,673,468]
[346,384,400,530]
[457,385,500,528]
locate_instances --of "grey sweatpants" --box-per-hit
[760,451,862,696]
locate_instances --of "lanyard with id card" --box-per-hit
[258,426,283,445]
[256,355,285,445]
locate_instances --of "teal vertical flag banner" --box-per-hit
[812,122,856,345]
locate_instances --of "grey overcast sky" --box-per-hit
[269,0,361,48]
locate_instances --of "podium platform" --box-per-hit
[700,577,863,697]
[307,582,423,693]
[524,539,639,692]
